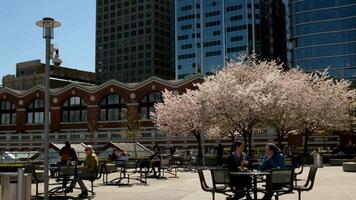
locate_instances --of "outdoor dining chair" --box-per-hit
[49,164,77,198]
[293,166,318,200]
[82,161,105,198]
[27,163,44,198]
[259,168,294,200]
[210,168,233,197]
[197,168,217,200]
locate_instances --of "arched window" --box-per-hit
[140,91,162,119]
[27,99,45,124]
[62,96,87,122]
[99,94,127,121]
[0,101,16,124]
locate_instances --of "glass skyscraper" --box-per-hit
[175,0,287,79]
[288,0,356,80]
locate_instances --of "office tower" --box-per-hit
[175,0,287,79]
[288,0,356,80]
[95,0,175,83]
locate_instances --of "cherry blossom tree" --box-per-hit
[154,55,355,159]
[295,71,355,155]
[153,89,211,164]
[262,68,308,149]
[196,57,285,156]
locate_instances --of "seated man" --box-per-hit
[227,141,252,200]
[260,143,285,200]
[67,145,98,198]
[260,143,285,172]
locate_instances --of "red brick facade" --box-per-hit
[0,76,204,150]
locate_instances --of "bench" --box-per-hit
[329,159,355,166]
[342,162,356,172]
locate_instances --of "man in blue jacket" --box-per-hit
[260,143,285,200]
[260,143,285,172]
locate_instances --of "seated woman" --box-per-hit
[227,141,252,200]
[67,145,98,198]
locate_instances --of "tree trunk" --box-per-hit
[230,135,235,153]
[243,134,248,150]
[303,128,310,156]
[133,139,137,158]
[277,132,284,151]
[248,132,253,158]
[195,133,203,166]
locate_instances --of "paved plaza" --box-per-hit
[31,166,356,200]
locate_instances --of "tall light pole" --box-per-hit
[36,17,61,200]
[251,0,256,54]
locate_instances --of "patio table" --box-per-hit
[230,171,269,200]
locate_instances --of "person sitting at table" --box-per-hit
[150,148,161,177]
[260,143,285,200]
[288,145,302,168]
[117,150,129,161]
[227,141,252,200]
[110,148,118,162]
[260,143,285,172]
[67,145,98,198]
[59,141,78,164]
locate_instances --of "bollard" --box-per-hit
[312,152,323,168]
[17,168,24,200]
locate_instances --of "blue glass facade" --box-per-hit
[175,0,266,79]
[289,0,356,79]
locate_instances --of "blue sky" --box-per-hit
[0,0,96,80]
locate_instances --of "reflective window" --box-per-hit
[99,94,127,121]
[27,99,45,124]
[140,92,162,119]
[0,101,16,124]
[294,42,356,59]
[295,55,356,69]
[62,97,87,122]
[296,30,356,47]
[294,5,356,24]
[292,0,356,13]
[294,17,356,35]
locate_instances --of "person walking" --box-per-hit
[217,143,224,166]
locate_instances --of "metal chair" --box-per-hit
[138,160,151,184]
[117,160,138,185]
[197,168,217,200]
[210,168,232,197]
[260,168,294,200]
[27,163,44,198]
[81,162,104,198]
[293,166,318,200]
[49,164,77,198]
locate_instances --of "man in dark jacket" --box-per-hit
[59,141,78,164]
[227,141,252,200]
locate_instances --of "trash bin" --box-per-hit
[0,170,32,200]
[312,152,323,168]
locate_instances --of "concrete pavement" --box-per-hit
[32,166,356,200]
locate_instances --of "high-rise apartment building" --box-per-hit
[288,0,356,80]
[175,0,287,79]
[95,0,175,83]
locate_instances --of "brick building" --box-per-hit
[0,75,341,153]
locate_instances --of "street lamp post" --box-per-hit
[36,17,61,200]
